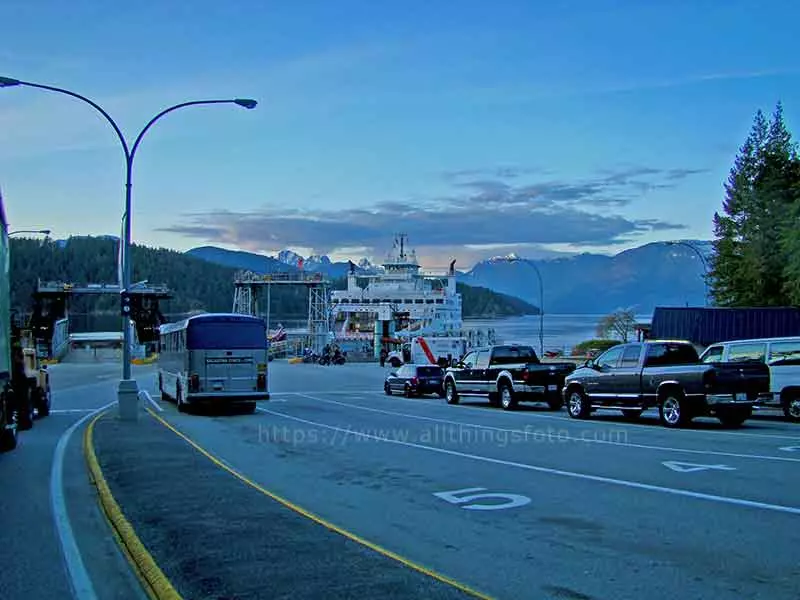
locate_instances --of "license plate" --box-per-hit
[547,384,558,391]
[735,393,747,401]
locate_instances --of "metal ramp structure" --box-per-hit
[232,270,331,353]
[31,280,172,358]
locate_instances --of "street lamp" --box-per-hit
[502,257,545,356]
[1,75,257,420]
[665,241,710,305]
[9,229,51,237]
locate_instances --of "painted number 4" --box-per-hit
[433,487,531,511]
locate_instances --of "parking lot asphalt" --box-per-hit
[102,360,800,599]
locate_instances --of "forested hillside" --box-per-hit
[9,237,538,318]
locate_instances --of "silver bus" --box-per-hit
[158,313,269,412]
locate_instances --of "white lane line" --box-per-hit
[356,390,800,442]
[51,400,117,600]
[269,390,381,396]
[256,407,800,516]
[292,394,800,464]
[140,390,163,413]
[51,409,96,415]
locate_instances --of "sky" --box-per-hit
[1,0,798,269]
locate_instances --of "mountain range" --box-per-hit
[186,241,712,315]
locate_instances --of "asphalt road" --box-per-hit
[144,360,800,600]
[0,361,153,600]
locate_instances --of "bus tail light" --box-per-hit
[257,373,266,391]
[189,374,200,393]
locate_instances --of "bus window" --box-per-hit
[187,320,266,350]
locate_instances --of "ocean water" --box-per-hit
[464,314,650,353]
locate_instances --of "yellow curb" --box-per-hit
[146,408,495,600]
[84,412,183,600]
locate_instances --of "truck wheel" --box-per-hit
[567,388,590,419]
[718,407,751,428]
[0,394,17,452]
[404,384,414,398]
[444,381,459,405]
[659,393,690,428]
[17,388,33,431]
[35,386,51,417]
[782,393,800,423]
[384,382,392,396]
[499,384,517,411]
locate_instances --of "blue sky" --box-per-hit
[1,0,798,268]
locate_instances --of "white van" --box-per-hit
[699,336,800,422]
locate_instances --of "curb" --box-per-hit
[84,412,183,600]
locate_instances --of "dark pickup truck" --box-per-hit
[562,340,770,428]
[443,345,576,410]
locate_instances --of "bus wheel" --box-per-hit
[176,386,186,413]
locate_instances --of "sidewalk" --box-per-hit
[88,411,480,600]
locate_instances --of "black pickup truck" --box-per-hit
[443,345,576,410]
[562,340,770,428]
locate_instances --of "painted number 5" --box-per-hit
[433,487,531,511]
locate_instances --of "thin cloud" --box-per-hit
[160,168,688,260]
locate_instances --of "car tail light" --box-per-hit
[189,374,200,393]
[257,373,266,391]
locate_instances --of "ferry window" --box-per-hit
[425,299,434,304]
[768,341,800,365]
[728,343,766,363]
[701,346,724,363]
[435,299,443,304]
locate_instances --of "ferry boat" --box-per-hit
[330,234,466,360]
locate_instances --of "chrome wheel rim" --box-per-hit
[501,387,512,407]
[568,392,582,416]
[446,384,453,401]
[662,396,680,424]
[789,398,800,419]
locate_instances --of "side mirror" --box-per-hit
[389,372,397,377]
[583,359,595,369]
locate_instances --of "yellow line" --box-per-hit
[146,408,495,600]
[84,412,184,600]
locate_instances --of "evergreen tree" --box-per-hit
[710,104,800,306]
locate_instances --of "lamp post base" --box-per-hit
[117,379,140,421]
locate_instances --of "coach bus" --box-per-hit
[158,313,269,412]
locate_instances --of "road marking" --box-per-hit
[140,390,163,413]
[257,407,800,516]
[779,445,800,452]
[434,487,531,511]
[291,394,800,464]
[354,390,800,442]
[146,409,493,600]
[662,461,737,473]
[51,409,96,414]
[51,400,117,600]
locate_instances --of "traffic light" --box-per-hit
[120,291,131,317]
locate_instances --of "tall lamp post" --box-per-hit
[1,76,257,420]
[503,257,545,356]
[665,241,710,306]
[9,229,51,237]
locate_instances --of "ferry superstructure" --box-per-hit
[330,235,462,358]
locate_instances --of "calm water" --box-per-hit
[464,314,650,352]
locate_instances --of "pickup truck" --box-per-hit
[699,336,800,422]
[443,345,576,411]
[562,340,770,428]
